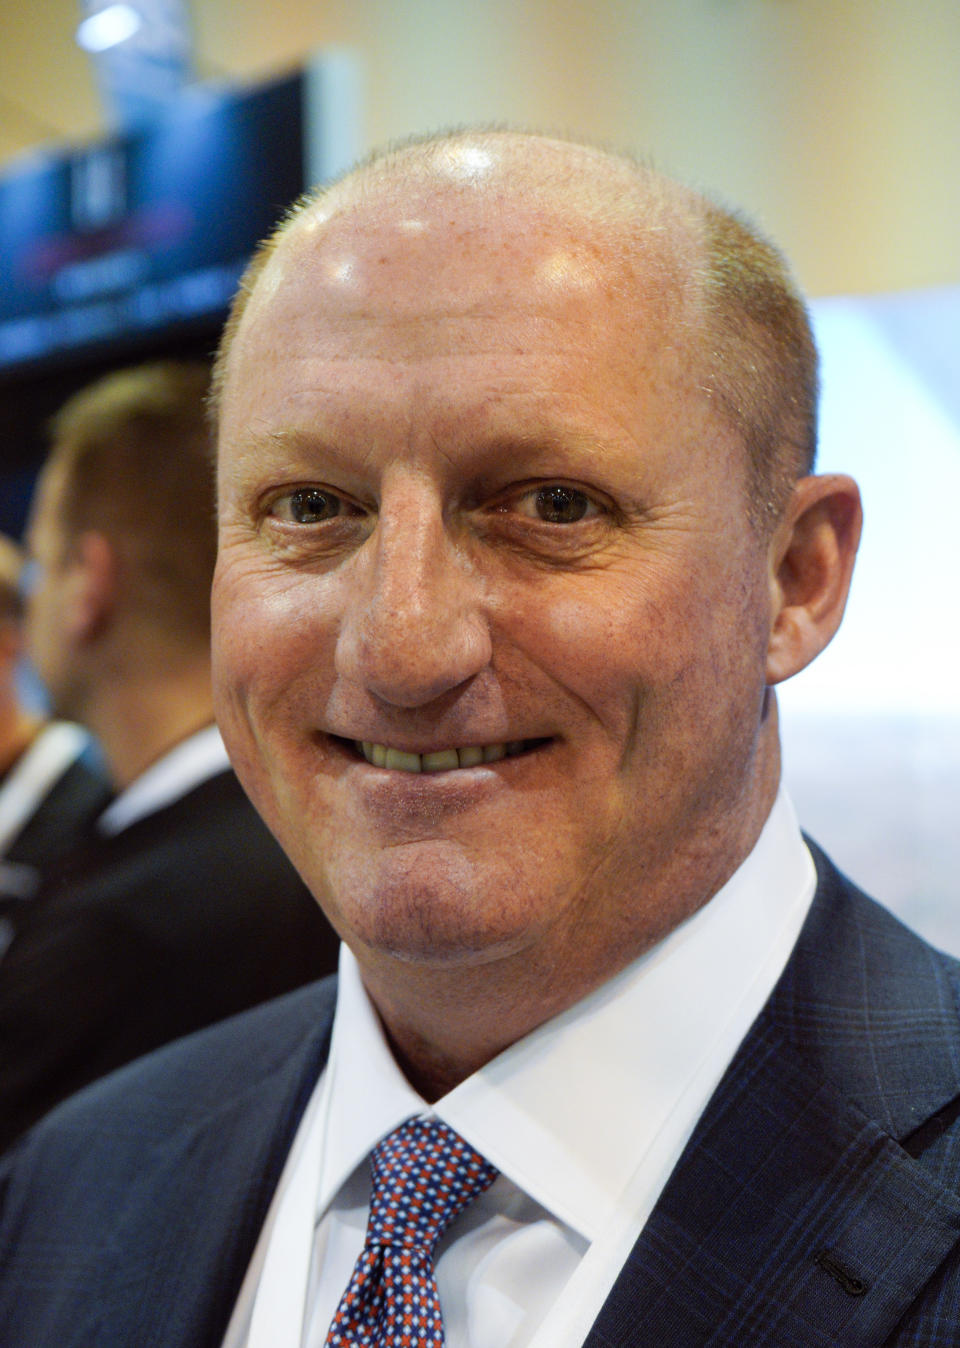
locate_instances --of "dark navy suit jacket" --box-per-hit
[0,767,340,1153]
[2,844,960,1346]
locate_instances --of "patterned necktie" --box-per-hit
[326,1116,499,1346]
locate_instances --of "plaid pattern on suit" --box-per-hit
[2,844,960,1346]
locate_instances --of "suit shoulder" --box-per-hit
[1,973,337,1178]
[775,841,960,1142]
[802,839,960,1004]
[0,976,338,1340]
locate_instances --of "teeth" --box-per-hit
[355,740,531,772]
[384,747,421,773]
[422,749,459,772]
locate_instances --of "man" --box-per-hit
[0,534,110,947]
[0,361,339,1153]
[1,133,958,1346]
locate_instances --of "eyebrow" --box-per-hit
[226,428,347,470]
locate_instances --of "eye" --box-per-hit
[515,484,598,524]
[268,487,358,524]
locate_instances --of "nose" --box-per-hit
[334,485,492,709]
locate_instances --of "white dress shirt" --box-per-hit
[0,721,96,955]
[96,723,230,836]
[0,721,92,859]
[223,788,816,1348]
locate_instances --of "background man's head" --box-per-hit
[26,360,215,724]
[0,534,25,646]
[0,534,47,777]
[0,534,27,699]
[210,130,860,1088]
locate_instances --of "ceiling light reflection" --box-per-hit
[76,4,143,54]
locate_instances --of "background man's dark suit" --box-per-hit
[0,765,340,1153]
[0,745,111,910]
[1,750,110,873]
[2,846,959,1347]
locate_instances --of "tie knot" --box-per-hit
[367,1117,498,1254]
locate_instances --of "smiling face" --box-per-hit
[212,161,784,1025]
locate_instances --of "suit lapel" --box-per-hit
[584,1011,960,1345]
[585,850,960,1346]
[70,984,335,1348]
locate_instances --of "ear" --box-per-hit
[765,474,862,685]
[64,531,118,645]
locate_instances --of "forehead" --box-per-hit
[216,175,725,488]
[235,175,697,361]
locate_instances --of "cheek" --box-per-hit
[505,567,697,734]
[212,571,319,839]
[536,558,768,766]
[29,600,61,683]
[212,565,301,795]
[212,556,338,710]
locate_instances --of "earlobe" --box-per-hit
[66,531,118,643]
[765,474,862,686]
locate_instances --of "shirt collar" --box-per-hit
[97,723,230,835]
[318,788,816,1242]
[0,721,92,854]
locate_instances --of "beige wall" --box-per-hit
[1,0,957,296]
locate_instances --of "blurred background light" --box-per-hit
[76,4,142,55]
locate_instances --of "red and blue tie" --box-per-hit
[325,1117,499,1346]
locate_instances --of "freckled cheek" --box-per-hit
[212,565,341,714]
[515,583,695,732]
[212,583,330,824]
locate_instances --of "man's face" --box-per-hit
[24,463,76,717]
[213,188,781,1007]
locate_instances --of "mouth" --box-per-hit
[348,738,549,773]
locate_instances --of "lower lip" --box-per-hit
[349,761,508,829]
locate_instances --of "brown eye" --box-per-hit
[284,488,343,523]
[534,485,590,523]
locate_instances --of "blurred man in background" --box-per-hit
[0,534,109,948]
[0,361,339,1153]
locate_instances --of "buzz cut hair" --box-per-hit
[46,360,216,644]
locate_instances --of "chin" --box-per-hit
[324,851,541,970]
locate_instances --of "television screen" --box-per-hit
[0,70,304,382]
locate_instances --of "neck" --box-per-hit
[85,656,214,789]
